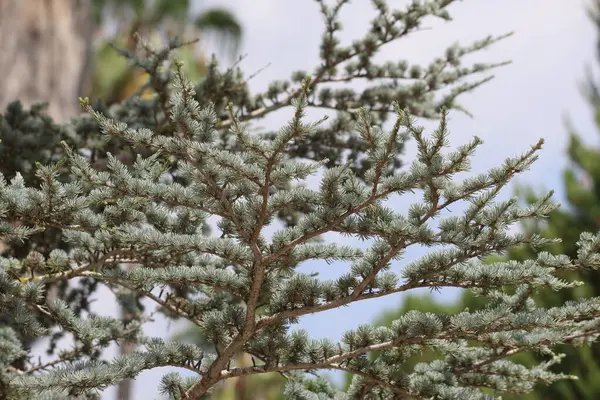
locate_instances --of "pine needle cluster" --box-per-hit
[1,1,588,399]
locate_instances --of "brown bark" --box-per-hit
[0,0,93,122]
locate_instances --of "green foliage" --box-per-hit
[8,79,599,398]
[0,1,566,398]
[373,1,600,399]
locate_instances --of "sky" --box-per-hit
[53,0,600,398]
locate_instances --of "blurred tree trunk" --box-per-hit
[0,0,93,122]
[117,303,136,400]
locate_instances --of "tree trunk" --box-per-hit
[0,0,93,122]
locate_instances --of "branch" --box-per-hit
[17,250,124,284]
[215,1,446,130]
[222,356,411,398]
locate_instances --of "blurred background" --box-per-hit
[0,0,598,399]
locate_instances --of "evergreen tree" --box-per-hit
[0,1,570,398]
[0,0,497,341]
[375,1,600,399]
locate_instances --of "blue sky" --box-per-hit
[65,0,600,398]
